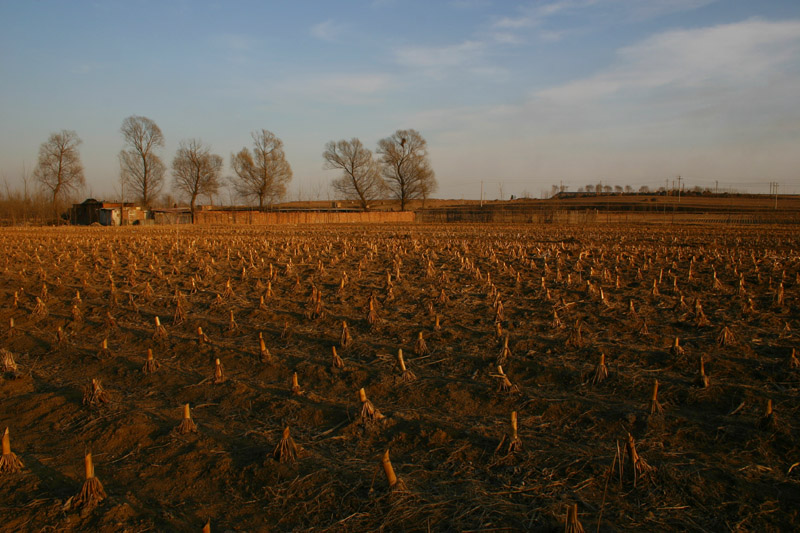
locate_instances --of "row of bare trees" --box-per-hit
[117,118,291,222]
[324,129,437,211]
[23,117,436,222]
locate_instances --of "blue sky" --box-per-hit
[1,0,799,201]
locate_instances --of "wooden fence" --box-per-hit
[194,210,415,225]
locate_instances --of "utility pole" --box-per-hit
[677,175,682,203]
[774,182,778,210]
[715,180,718,194]
[480,181,483,208]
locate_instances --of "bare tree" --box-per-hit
[323,138,384,210]
[119,115,166,207]
[230,129,292,209]
[377,129,436,211]
[33,130,85,221]
[171,139,223,223]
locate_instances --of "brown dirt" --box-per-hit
[1,223,798,531]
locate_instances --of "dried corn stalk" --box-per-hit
[495,411,523,455]
[696,357,709,388]
[670,336,685,357]
[649,379,663,415]
[291,372,302,395]
[143,348,160,374]
[497,335,512,366]
[494,365,519,393]
[625,433,654,486]
[591,353,609,385]
[331,346,344,369]
[395,349,416,383]
[273,426,298,463]
[340,321,352,348]
[65,452,106,510]
[381,449,407,491]
[358,388,384,424]
[565,503,585,533]
[175,403,198,434]
[0,427,24,473]
[717,326,735,347]
[212,358,225,384]
[367,294,379,326]
[0,349,20,377]
[96,339,111,359]
[409,333,428,359]
[32,296,47,319]
[259,332,272,362]
[758,399,776,430]
[566,320,585,348]
[227,309,238,332]
[153,316,168,341]
[83,379,110,407]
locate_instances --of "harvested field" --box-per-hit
[1,223,798,531]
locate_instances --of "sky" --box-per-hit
[1,0,799,202]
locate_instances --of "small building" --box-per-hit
[99,205,148,226]
[151,207,193,225]
[70,199,145,226]
[70,198,104,225]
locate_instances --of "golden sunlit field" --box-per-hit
[1,223,798,532]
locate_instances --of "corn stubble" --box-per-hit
[358,387,384,425]
[3,222,799,530]
[381,449,407,492]
[83,379,110,407]
[64,452,106,510]
[495,411,523,455]
[175,403,198,434]
[274,426,298,463]
[0,428,24,474]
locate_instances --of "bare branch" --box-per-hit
[377,129,436,211]
[171,139,223,223]
[323,138,384,210]
[119,116,166,206]
[230,129,292,209]
[33,130,85,220]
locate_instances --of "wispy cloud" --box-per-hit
[310,19,346,42]
[490,0,718,41]
[537,18,800,103]
[409,18,800,188]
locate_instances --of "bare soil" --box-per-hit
[1,223,798,532]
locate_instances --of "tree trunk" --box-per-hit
[52,185,61,225]
[190,195,197,224]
